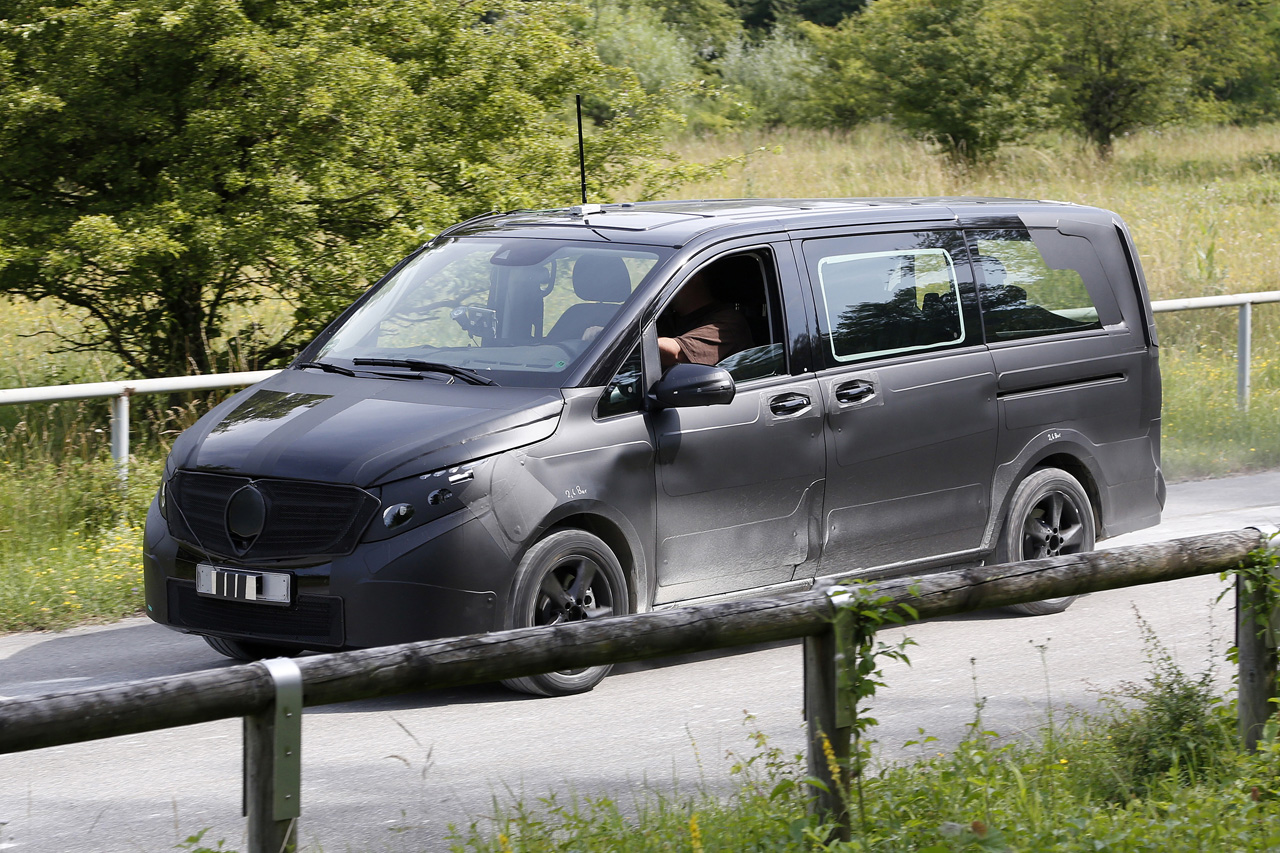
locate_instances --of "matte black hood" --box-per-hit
[168,369,563,487]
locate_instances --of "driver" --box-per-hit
[657,269,753,369]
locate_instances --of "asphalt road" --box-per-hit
[1,471,1278,852]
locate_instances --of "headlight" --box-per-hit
[363,460,484,542]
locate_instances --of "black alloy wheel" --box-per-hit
[999,467,1096,616]
[501,529,627,696]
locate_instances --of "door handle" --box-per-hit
[835,380,876,405]
[769,393,811,416]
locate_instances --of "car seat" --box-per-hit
[546,255,632,341]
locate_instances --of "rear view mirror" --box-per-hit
[652,363,736,408]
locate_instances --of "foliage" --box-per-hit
[0,0,693,378]
[825,584,916,831]
[582,0,733,131]
[1226,539,1280,652]
[0,450,160,631]
[806,0,1054,163]
[1035,0,1273,157]
[728,0,867,32]
[638,0,742,55]
[448,717,832,851]
[1082,613,1236,800]
[717,26,820,127]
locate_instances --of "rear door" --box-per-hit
[797,228,999,575]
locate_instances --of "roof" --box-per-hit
[437,198,1096,248]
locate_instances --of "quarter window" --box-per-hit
[970,230,1102,341]
[597,343,643,419]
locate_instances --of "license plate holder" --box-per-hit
[196,564,291,604]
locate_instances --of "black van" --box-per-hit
[143,199,1164,695]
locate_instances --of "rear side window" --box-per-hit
[969,230,1102,341]
[807,242,966,363]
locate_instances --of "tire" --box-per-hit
[997,468,1095,616]
[203,635,301,661]
[500,529,628,697]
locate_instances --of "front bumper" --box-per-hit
[143,495,512,650]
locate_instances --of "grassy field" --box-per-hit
[2,123,1279,633]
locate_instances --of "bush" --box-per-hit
[717,28,820,128]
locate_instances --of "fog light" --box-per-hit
[383,503,415,529]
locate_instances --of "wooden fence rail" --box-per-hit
[0,529,1268,852]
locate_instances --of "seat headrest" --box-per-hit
[573,255,632,303]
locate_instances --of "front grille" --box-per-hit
[167,471,379,561]
[168,580,344,647]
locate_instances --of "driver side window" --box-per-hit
[657,251,786,381]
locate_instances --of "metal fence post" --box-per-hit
[109,391,130,484]
[245,658,303,853]
[1238,302,1253,411]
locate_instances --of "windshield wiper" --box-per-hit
[352,358,498,386]
[296,360,356,377]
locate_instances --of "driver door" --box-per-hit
[647,246,827,603]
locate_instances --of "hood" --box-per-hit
[169,369,564,487]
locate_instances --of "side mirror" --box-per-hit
[652,363,736,408]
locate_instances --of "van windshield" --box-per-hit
[315,237,670,387]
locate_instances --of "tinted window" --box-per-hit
[804,233,968,363]
[970,229,1102,341]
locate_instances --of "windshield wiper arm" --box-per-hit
[351,358,498,386]
[296,360,356,377]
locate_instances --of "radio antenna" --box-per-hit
[576,95,588,205]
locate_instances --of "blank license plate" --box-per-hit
[196,564,290,604]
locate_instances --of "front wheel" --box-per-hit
[998,468,1095,616]
[501,529,628,697]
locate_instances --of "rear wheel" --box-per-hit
[203,635,301,661]
[998,468,1095,616]
[501,529,627,697]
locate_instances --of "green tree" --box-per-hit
[808,0,1053,163]
[0,0,686,378]
[1040,0,1272,155]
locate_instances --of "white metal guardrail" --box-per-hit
[1150,289,1280,410]
[0,369,279,480]
[0,289,1277,481]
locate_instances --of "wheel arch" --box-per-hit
[1033,452,1103,532]
[988,435,1110,551]
[522,504,650,616]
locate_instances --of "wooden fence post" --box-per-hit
[244,658,303,853]
[804,623,852,842]
[1237,572,1278,751]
